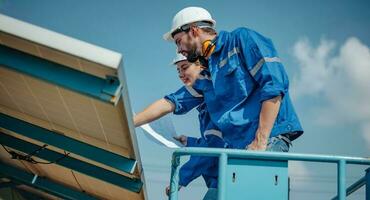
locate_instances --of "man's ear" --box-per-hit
[189,26,199,38]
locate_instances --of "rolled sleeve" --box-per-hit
[164,86,203,115]
[238,28,289,102]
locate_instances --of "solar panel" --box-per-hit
[0,14,147,200]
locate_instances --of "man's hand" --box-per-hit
[247,130,268,151]
[247,95,282,151]
[173,135,188,146]
[165,185,182,196]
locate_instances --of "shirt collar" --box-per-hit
[213,31,227,53]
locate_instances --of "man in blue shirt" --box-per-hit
[163,7,303,151]
[135,50,293,199]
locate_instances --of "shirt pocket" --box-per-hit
[213,57,248,102]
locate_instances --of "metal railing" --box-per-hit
[332,168,370,200]
[168,147,370,200]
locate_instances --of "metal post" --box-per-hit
[366,168,370,200]
[217,153,227,200]
[169,155,180,200]
[337,160,346,200]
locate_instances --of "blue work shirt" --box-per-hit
[165,27,303,149]
[178,103,225,188]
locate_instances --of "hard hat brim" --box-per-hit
[163,31,173,41]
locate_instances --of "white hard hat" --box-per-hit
[163,7,216,41]
[172,53,187,65]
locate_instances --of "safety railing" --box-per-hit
[168,147,370,200]
[332,168,369,200]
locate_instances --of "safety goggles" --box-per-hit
[171,21,214,38]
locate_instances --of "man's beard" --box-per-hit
[186,44,200,63]
[185,35,200,63]
[185,38,209,68]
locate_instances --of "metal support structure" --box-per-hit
[337,160,346,200]
[16,188,47,200]
[169,155,180,200]
[0,132,143,193]
[0,44,122,105]
[168,147,370,200]
[0,181,18,189]
[366,168,370,200]
[332,176,365,200]
[0,161,97,200]
[0,113,137,174]
[217,153,227,200]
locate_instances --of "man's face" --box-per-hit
[173,28,201,57]
[176,60,203,86]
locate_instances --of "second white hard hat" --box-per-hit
[172,53,187,65]
[163,7,216,41]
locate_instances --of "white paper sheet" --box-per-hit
[138,115,181,148]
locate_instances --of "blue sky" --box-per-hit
[1,0,369,199]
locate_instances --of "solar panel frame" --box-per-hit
[0,13,147,200]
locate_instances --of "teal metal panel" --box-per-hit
[0,44,122,105]
[0,161,97,200]
[0,113,137,174]
[225,158,288,200]
[0,132,142,193]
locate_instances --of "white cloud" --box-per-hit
[291,37,370,148]
[291,38,336,98]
